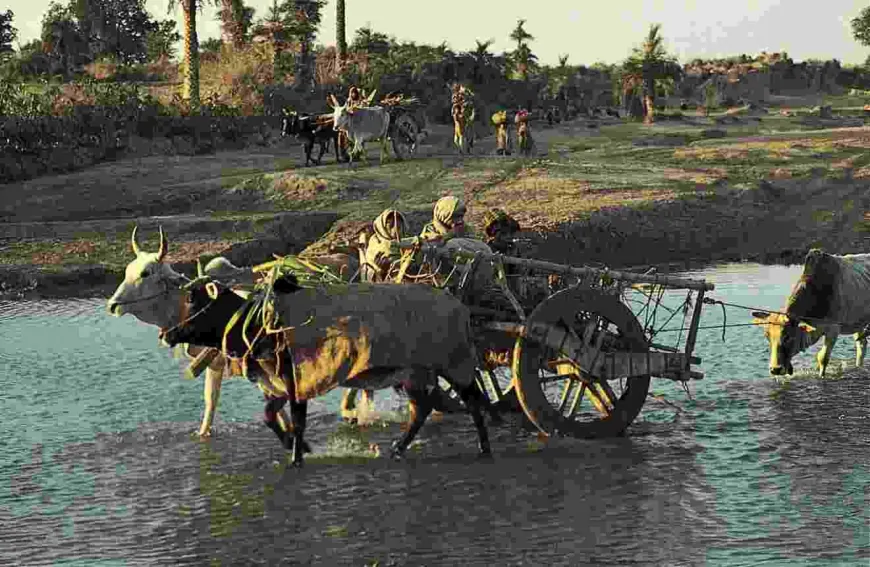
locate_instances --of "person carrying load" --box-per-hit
[515,108,533,155]
[492,110,510,155]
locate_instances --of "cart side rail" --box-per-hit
[394,241,715,292]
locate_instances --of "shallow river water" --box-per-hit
[0,263,867,566]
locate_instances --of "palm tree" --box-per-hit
[218,0,253,49]
[509,19,536,80]
[166,0,200,113]
[469,39,494,84]
[473,39,493,61]
[336,0,346,70]
[288,0,325,90]
[623,23,680,124]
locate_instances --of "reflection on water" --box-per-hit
[0,264,867,566]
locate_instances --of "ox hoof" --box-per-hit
[291,459,304,469]
[478,443,492,456]
[196,430,212,440]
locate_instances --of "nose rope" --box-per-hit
[160,291,221,339]
[702,297,845,327]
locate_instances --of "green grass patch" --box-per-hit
[0,230,249,270]
[0,239,130,269]
[248,157,525,223]
[198,445,266,539]
[206,210,277,223]
[324,525,350,538]
[811,210,835,223]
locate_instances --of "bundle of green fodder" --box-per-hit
[183,253,351,377]
[225,254,351,360]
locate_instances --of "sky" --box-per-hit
[6,0,870,66]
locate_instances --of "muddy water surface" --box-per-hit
[0,264,867,566]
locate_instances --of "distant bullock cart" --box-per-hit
[753,249,870,376]
[328,92,426,163]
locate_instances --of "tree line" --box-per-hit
[0,3,868,120]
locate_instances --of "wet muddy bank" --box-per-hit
[3,177,867,300]
[519,176,870,273]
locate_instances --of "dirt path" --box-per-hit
[0,148,294,224]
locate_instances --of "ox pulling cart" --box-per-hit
[387,239,716,438]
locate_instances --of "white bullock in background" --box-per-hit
[328,94,391,165]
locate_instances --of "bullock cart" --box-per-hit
[378,93,426,160]
[389,240,716,438]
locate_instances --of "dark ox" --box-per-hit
[753,249,870,376]
[160,276,493,467]
[281,111,346,166]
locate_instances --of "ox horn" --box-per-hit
[157,226,167,261]
[197,259,205,278]
[131,226,142,255]
[751,311,770,319]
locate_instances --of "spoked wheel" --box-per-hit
[391,114,419,159]
[513,287,651,438]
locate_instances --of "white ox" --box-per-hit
[328,94,391,165]
[105,227,296,438]
[752,249,870,377]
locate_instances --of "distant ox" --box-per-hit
[280,111,345,166]
[752,249,870,377]
[328,94,391,165]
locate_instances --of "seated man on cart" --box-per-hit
[482,208,521,255]
[344,207,469,420]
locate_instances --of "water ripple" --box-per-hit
[0,268,868,565]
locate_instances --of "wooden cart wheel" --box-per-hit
[513,286,651,438]
[391,114,419,159]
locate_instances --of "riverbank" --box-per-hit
[1,117,868,300]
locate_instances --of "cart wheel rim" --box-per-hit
[391,115,418,158]
[513,286,651,439]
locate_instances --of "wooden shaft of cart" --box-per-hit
[395,242,715,291]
